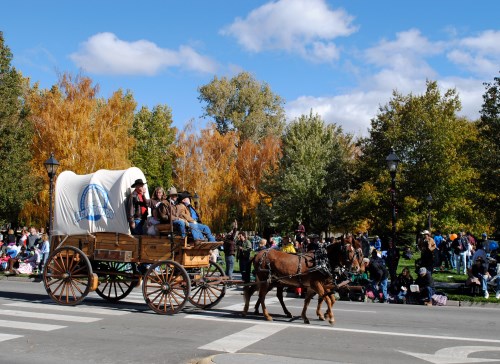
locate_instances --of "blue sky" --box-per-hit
[2,0,499,136]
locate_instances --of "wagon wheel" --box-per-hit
[189,262,226,309]
[142,260,191,314]
[94,261,138,302]
[43,246,92,305]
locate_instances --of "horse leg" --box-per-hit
[277,286,293,318]
[316,296,325,321]
[312,282,335,325]
[258,283,273,321]
[301,289,316,324]
[242,284,256,317]
[254,296,261,315]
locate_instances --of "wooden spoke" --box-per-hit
[94,262,138,302]
[43,247,92,306]
[142,261,190,315]
[188,262,226,309]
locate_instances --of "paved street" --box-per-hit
[1,279,499,364]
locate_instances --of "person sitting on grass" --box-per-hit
[415,267,434,305]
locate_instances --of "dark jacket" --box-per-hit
[126,190,152,223]
[367,260,389,283]
[415,272,434,289]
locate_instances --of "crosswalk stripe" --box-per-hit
[199,324,286,353]
[0,309,101,323]
[4,302,130,316]
[0,319,66,331]
[0,333,24,342]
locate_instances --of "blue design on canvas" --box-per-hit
[74,184,114,222]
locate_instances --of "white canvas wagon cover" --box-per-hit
[53,167,150,236]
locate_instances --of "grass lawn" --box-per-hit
[398,251,499,303]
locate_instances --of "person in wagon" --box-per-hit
[126,178,151,235]
[176,191,215,242]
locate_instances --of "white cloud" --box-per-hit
[447,30,500,77]
[364,29,443,78]
[70,32,217,75]
[285,28,488,136]
[221,0,357,62]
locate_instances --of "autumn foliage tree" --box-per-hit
[173,122,281,232]
[21,73,136,226]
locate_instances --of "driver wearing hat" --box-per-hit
[126,178,152,235]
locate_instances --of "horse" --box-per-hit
[242,239,360,325]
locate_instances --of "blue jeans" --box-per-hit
[372,278,388,301]
[131,219,145,235]
[455,252,467,274]
[189,222,215,242]
[225,254,235,279]
[172,220,186,237]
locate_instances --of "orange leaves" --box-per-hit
[173,123,281,232]
[20,72,136,226]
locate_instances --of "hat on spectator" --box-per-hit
[421,230,431,235]
[419,267,427,275]
[362,258,370,264]
[482,232,487,238]
[167,187,178,196]
[131,179,146,188]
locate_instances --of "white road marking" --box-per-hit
[199,324,286,353]
[283,305,376,313]
[399,345,500,363]
[0,333,24,342]
[187,315,500,344]
[220,296,293,312]
[0,309,101,323]
[4,302,130,316]
[0,319,66,331]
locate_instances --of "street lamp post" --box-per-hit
[386,148,400,246]
[193,192,200,210]
[326,197,334,238]
[426,193,433,231]
[44,153,60,240]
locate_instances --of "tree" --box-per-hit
[129,105,176,193]
[0,31,37,227]
[198,72,286,142]
[21,73,136,226]
[262,112,352,234]
[478,72,500,231]
[358,80,484,239]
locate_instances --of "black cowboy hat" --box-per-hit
[131,178,146,188]
[178,190,192,199]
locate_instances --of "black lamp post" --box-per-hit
[44,153,60,239]
[426,193,433,231]
[386,148,400,246]
[193,192,200,210]
[326,197,334,238]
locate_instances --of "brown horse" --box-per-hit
[242,240,359,325]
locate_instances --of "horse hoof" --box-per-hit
[286,313,293,318]
[304,319,310,324]
[318,316,325,321]
[329,320,335,326]
[265,316,273,321]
